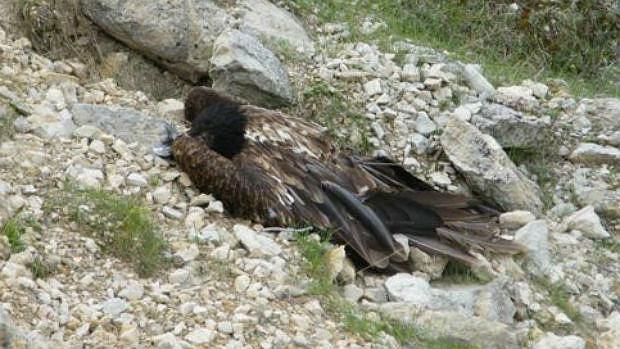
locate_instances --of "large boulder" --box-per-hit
[384,273,516,324]
[237,0,314,55]
[71,104,168,150]
[440,117,544,215]
[470,103,551,149]
[81,0,230,82]
[80,0,310,106]
[209,30,294,107]
[379,303,521,349]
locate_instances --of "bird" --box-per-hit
[154,86,524,272]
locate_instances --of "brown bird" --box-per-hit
[155,86,523,272]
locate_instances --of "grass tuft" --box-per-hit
[1,216,28,253]
[534,276,582,324]
[51,183,168,277]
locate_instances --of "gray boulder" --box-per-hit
[209,29,294,107]
[569,142,620,166]
[81,0,230,82]
[471,103,551,149]
[237,0,314,55]
[379,303,520,349]
[384,273,516,324]
[71,104,169,151]
[440,117,544,215]
[514,220,551,276]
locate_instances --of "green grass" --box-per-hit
[49,183,168,277]
[534,277,582,325]
[506,144,560,211]
[2,216,28,253]
[295,232,476,348]
[288,79,372,153]
[30,256,52,279]
[286,0,619,98]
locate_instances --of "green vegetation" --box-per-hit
[295,232,476,348]
[48,183,168,277]
[534,276,582,325]
[507,141,560,211]
[30,256,52,279]
[286,0,619,97]
[290,79,372,153]
[2,216,28,253]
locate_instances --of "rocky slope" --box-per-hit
[0,2,619,349]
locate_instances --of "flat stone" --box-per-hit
[499,210,536,230]
[564,205,610,239]
[532,333,585,349]
[185,328,215,345]
[364,78,383,96]
[514,220,550,276]
[101,298,128,316]
[440,117,543,214]
[570,143,620,166]
[127,173,148,187]
[233,224,282,257]
[343,284,364,303]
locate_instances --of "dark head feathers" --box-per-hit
[185,87,247,159]
[184,86,240,123]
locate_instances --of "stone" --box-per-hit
[26,106,76,139]
[169,268,190,284]
[401,64,420,82]
[66,165,104,188]
[384,273,433,305]
[415,113,437,136]
[440,117,544,214]
[127,173,148,187]
[569,143,620,166]
[461,64,495,99]
[532,333,585,349]
[162,206,184,220]
[81,0,230,82]
[217,321,234,334]
[101,298,128,316]
[495,85,539,112]
[185,328,215,345]
[470,103,551,149]
[597,311,620,349]
[0,235,9,260]
[156,99,184,119]
[429,172,451,188]
[206,200,224,214]
[89,139,106,154]
[381,306,520,349]
[233,224,282,257]
[72,104,169,150]
[209,29,294,107]
[408,247,448,280]
[564,205,610,239]
[452,106,472,121]
[176,244,200,262]
[343,284,363,303]
[409,133,429,155]
[499,210,536,230]
[597,131,620,147]
[364,78,383,96]
[152,185,172,204]
[234,274,250,293]
[119,281,144,301]
[514,220,550,276]
[238,0,314,55]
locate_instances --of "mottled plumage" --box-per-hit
[170,87,524,272]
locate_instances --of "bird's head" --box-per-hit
[185,86,248,159]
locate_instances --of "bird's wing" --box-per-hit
[241,105,332,160]
[171,134,296,224]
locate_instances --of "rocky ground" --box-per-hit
[0,1,619,349]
